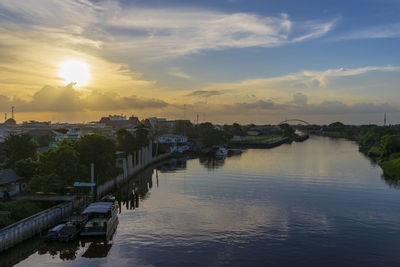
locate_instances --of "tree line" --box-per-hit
[2,124,153,193]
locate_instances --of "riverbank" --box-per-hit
[228,134,309,149]
[310,130,400,180]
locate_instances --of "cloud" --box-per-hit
[0,1,336,60]
[293,93,308,105]
[337,23,400,40]
[169,71,192,80]
[203,65,400,93]
[1,85,168,113]
[85,90,168,110]
[186,90,224,98]
[105,7,336,58]
[302,101,398,115]
[232,100,281,111]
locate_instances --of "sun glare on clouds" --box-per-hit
[59,59,91,87]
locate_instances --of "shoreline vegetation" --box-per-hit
[302,122,400,180]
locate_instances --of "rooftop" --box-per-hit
[0,169,21,185]
[82,201,114,214]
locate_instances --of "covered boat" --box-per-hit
[80,197,119,237]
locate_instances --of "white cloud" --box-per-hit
[169,69,192,80]
[203,66,400,92]
[0,1,337,60]
[105,7,336,58]
[337,23,400,40]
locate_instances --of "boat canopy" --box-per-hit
[82,201,114,214]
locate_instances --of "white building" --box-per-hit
[157,134,189,153]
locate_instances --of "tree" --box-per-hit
[327,122,346,132]
[15,158,38,179]
[197,123,226,147]
[76,135,118,183]
[381,135,400,158]
[279,123,295,137]
[38,144,83,185]
[116,128,136,154]
[36,135,53,147]
[28,173,64,193]
[134,124,150,150]
[4,134,38,166]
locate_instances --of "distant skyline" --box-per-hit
[0,0,400,125]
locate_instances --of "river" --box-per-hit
[3,135,400,266]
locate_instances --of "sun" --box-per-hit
[59,59,91,87]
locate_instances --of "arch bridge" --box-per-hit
[278,119,311,126]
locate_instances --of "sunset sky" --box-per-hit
[0,0,400,125]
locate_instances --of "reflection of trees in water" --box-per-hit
[81,239,112,258]
[38,240,81,261]
[113,167,155,211]
[381,174,400,189]
[199,157,226,170]
[157,158,187,173]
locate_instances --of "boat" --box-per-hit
[215,146,228,157]
[45,224,66,242]
[58,222,80,242]
[80,195,119,237]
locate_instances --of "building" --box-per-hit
[157,134,189,153]
[0,169,25,199]
[49,129,83,149]
[99,114,140,128]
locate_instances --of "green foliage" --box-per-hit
[76,134,118,183]
[0,200,58,228]
[223,123,246,136]
[4,134,38,166]
[381,135,400,158]
[359,126,397,147]
[15,158,38,178]
[327,122,346,131]
[197,123,226,147]
[279,123,295,137]
[380,158,400,179]
[38,144,83,185]
[28,173,65,193]
[135,124,151,149]
[173,121,198,138]
[36,135,53,147]
[116,128,136,153]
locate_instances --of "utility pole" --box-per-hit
[183,104,186,136]
[196,114,199,126]
[91,163,94,197]
[11,106,14,120]
[384,112,387,126]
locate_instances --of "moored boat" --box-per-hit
[215,146,228,157]
[80,195,119,237]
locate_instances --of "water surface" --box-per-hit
[7,136,400,266]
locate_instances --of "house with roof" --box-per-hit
[0,169,25,199]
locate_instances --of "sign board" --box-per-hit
[74,182,96,187]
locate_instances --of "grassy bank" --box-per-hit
[0,200,60,229]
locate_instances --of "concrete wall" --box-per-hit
[97,142,169,199]
[0,202,73,252]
